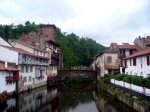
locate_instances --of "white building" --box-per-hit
[124,48,150,78]
[1,45,49,92]
[0,63,19,94]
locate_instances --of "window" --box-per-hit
[30,66,33,72]
[40,51,42,55]
[123,50,125,54]
[23,77,27,83]
[147,56,150,65]
[21,65,24,73]
[133,58,136,66]
[26,66,29,73]
[107,56,112,63]
[28,76,32,82]
[130,59,132,66]
[129,50,133,55]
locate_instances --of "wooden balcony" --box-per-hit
[51,60,59,66]
[5,71,19,84]
[51,51,59,59]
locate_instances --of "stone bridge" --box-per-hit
[57,69,97,81]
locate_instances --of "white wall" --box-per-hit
[125,55,150,78]
[0,46,18,64]
[0,71,16,93]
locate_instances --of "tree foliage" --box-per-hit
[0,22,106,67]
[55,27,106,67]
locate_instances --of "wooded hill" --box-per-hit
[0,21,106,68]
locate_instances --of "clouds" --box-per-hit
[0,0,150,46]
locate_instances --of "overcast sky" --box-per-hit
[0,0,150,46]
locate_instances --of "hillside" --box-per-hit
[0,21,106,68]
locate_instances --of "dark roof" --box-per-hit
[46,40,59,47]
[124,48,150,59]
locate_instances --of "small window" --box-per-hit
[107,56,112,63]
[26,66,29,73]
[28,76,32,82]
[21,65,24,73]
[30,66,33,72]
[23,77,27,83]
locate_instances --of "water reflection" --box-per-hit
[0,82,139,112]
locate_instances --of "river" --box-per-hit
[0,82,137,112]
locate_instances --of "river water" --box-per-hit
[0,82,137,112]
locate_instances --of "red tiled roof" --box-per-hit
[0,63,19,71]
[124,48,150,59]
[1,45,49,59]
[36,68,45,70]
[104,66,120,69]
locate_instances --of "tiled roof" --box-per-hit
[1,45,49,59]
[104,66,120,69]
[103,48,118,53]
[13,40,48,52]
[145,36,150,45]
[124,48,150,59]
[0,63,18,71]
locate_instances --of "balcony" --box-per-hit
[51,60,59,66]
[51,51,59,59]
[6,71,19,85]
[48,76,56,81]
[6,76,18,81]
[19,59,49,66]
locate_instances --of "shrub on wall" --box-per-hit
[146,80,150,89]
[132,76,143,86]
[123,76,132,83]
[115,74,126,81]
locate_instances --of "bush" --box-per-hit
[115,74,126,81]
[146,80,150,89]
[132,76,144,86]
[123,76,132,83]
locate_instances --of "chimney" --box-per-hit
[139,36,141,39]
[5,61,8,68]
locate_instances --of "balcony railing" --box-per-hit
[19,59,49,66]
[6,76,19,81]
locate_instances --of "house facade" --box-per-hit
[0,45,19,94]
[91,49,120,77]
[124,48,150,78]
[8,24,63,82]
[0,63,19,94]
[109,43,141,74]
[6,46,49,92]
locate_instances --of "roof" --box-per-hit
[0,63,19,71]
[110,42,142,51]
[0,37,12,47]
[104,66,120,69]
[46,40,59,47]
[12,40,48,53]
[1,45,49,59]
[40,24,56,29]
[124,48,150,59]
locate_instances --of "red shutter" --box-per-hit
[147,56,150,65]
[124,60,127,68]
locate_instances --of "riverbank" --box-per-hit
[98,76,150,112]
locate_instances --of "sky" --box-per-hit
[0,0,150,46]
